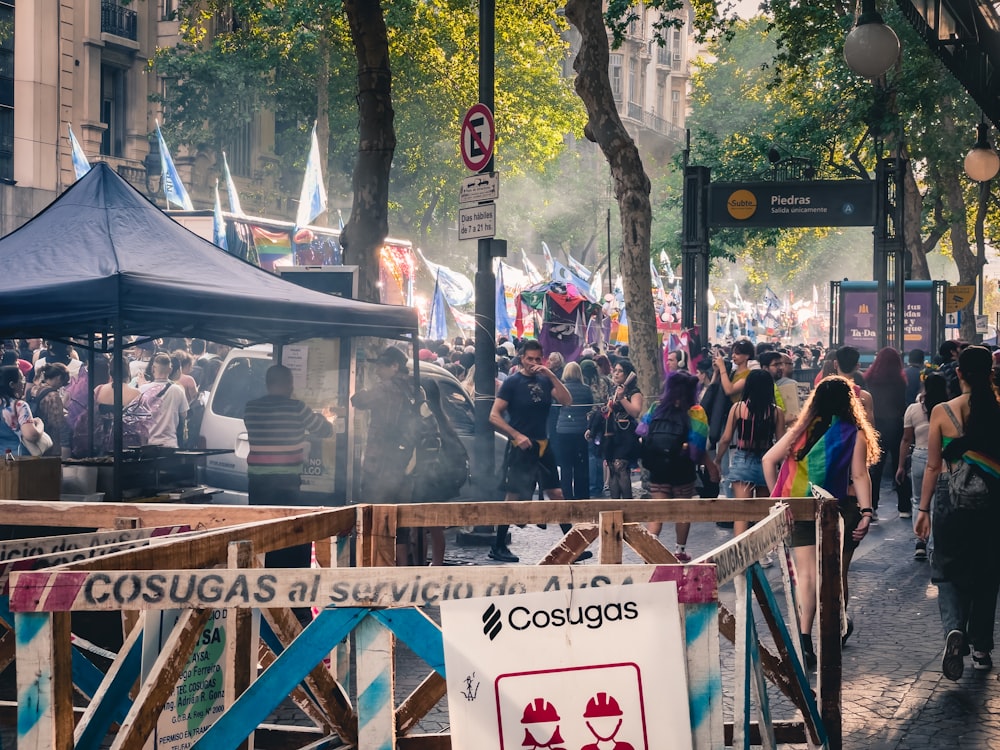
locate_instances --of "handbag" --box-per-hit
[20,416,54,456]
[942,404,997,510]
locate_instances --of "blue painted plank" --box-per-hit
[750,564,827,746]
[190,607,369,750]
[74,632,142,750]
[370,609,445,677]
[70,647,104,700]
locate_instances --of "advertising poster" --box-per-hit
[441,582,692,750]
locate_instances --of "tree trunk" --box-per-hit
[903,160,930,280]
[565,0,660,400]
[939,164,979,342]
[342,0,395,304]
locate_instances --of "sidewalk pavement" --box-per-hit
[399,485,1000,748]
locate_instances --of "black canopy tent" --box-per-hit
[0,163,419,500]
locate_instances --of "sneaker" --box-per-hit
[574,550,594,563]
[899,510,912,519]
[488,545,519,563]
[870,510,880,524]
[972,651,993,671]
[761,551,775,568]
[942,629,966,680]
[674,549,692,563]
[842,616,854,647]
[914,540,928,561]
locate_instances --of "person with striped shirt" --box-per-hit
[243,364,334,569]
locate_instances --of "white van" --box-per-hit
[197,345,504,502]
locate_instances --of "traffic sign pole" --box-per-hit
[473,0,498,507]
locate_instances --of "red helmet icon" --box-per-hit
[521,698,560,724]
[584,692,622,718]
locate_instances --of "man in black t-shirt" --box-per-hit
[487,339,572,562]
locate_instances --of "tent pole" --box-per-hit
[112,325,123,502]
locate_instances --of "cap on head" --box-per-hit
[372,346,407,369]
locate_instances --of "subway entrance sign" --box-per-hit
[708,180,876,228]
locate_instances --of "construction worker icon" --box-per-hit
[581,692,634,750]
[520,698,566,749]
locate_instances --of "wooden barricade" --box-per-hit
[1,496,845,750]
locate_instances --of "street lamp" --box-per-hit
[843,0,900,79]
[964,121,1000,183]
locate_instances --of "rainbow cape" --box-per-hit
[774,416,857,498]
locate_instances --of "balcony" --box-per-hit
[101,1,137,41]
[622,102,685,145]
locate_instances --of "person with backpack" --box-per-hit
[415,377,470,565]
[640,370,716,562]
[915,346,1000,679]
[134,353,189,448]
[25,362,70,457]
[352,346,422,566]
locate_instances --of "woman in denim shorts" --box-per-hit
[716,369,785,536]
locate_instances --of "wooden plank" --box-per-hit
[11,564,721,612]
[227,541,254,750]
[390,497,813,526]
[599,511,624,564]
[256,637,336,736]
[0,525,191,561]
[817,498,843,750]
[261,607,356,741]
[682,602,723,750]
[0,622,14,674]
[51,507,356,574]
[397,733,452,749]
[357,504,374,569]
[74,614,144,750]
[537,523,597,565]
[0,499,316,530]
[191,607,367,750]
[369,505,399,568]
[745,570,776,750]
[395,671,447,737]
[356,614,396,750]
[109,607,212,750]
[15,610,74,750]
[733,572,750,750]
[622,522,679,563]
[691,504,792,586]
[718,603,802,709]
[372,608,444,676]
[750,564,825,747]
[723,721,809,745]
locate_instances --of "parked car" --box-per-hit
[197,345,505,501]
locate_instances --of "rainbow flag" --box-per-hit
[773,416,857,498]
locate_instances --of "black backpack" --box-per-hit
[640,410,690,474]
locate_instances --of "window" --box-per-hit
[161,0,175,20]
[100,64,127,157]
[656,80,665,118]
[0,0,12,181]
[672,28,683,62]
[628,59,636,103]
[223,102,254,176]
[671,90,681,123]
[609,54,623,98]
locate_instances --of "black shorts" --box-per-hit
[500,440,560,499]
[789,495,861,550]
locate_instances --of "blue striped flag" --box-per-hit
[296,122,328,227]
[68,125,91,180]
[428,270,448,341]
[212,180,228,251]
[417,249,474,305]
[156,122,194,210]
[567,253,591,281]
[496,263,513,337]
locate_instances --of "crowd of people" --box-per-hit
[417,333,1000,679]
[0,336,230,458]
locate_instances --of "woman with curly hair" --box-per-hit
[915,346,1000,679]
[763,375,880,668]
[599,359,643,499]
[864,347,908,517]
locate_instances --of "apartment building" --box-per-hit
[562,2,691,175]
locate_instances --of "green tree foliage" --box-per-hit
[154,0,584,246]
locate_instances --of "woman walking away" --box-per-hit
[897,371,948,560]
[763,376,878,668]
[640,371,716,562]
[865,347,908,517]
[555,362,594,502]
[599,359,643,499]
[717,369,785,537]
[915,346,1000,680]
